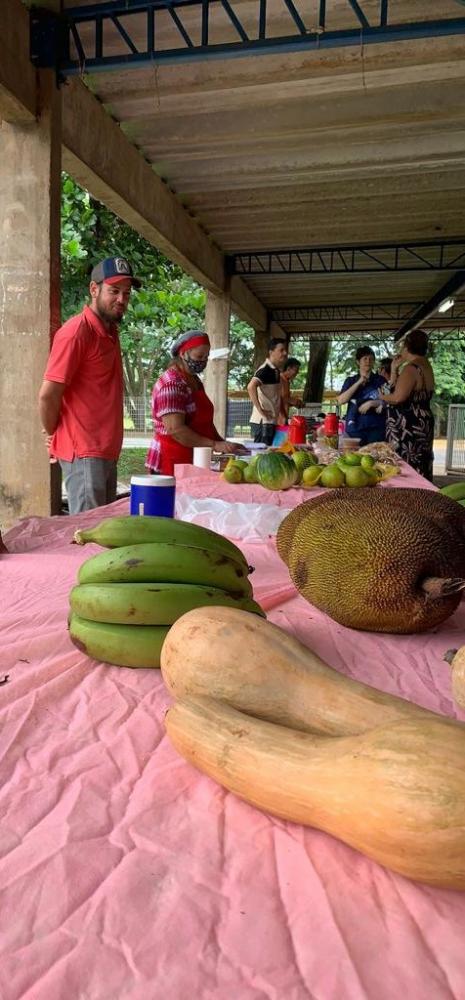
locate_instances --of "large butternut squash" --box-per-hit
[166,696,465,890]
[160,606,454,737]
[445,645,465,710]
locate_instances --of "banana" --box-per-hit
[69,614,169,669]
[73,515,250,572]
[70,582,265,625]
[77,541,253,597]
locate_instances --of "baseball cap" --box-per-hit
[90,257,142,289]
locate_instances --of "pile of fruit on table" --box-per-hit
[68,516,263,669]
[222,445,397,491]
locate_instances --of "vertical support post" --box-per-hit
[0,55,62,525]
[269,319,289,348]
[253,320,288,371]
[203,286,231,439]
[303,338,331,404]
[253,328,269,373]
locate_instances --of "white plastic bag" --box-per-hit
[175,493,288,541]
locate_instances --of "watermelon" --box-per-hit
[255,452,298,491]
[292,450,317,482]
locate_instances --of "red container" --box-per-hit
[288,415,307,444]
[323,413,339,435]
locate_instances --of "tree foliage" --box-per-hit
[61,174,257,427]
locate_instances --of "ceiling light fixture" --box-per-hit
[438,298,455,314]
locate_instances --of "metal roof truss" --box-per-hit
[30,1,465,73]
[272,300,465,327]
[231,240,465,276]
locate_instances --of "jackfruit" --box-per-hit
[277,488,465,634]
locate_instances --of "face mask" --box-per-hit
[184,354,208,374]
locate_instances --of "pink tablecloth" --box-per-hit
[1,471,465,1000]
[173,456,436,506]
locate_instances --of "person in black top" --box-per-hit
[247,338,288,445]
[383,330,435,480]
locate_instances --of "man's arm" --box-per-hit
[337,376,364,406]
[162,413,244,453]
[280,376,290,422]
[38,380,66,435]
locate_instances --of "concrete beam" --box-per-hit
[0,6,267,331]
[62,79,224,293]
[0,0,36,122]
[62,79,266,331]
[230,275,267,331]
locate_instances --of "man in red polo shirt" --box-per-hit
[39,257,141,513]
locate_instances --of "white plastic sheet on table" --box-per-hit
[175,492,288,541]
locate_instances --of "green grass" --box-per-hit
[117,447,147,485]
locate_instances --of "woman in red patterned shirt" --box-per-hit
[146,330,246,475]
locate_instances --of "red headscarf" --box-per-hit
[171,330,210,357]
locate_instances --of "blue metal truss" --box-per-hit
[230,240,465,276]
[29,1,465,73]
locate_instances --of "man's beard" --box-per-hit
[95,291,124,325]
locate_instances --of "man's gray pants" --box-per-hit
[59,458,118,514]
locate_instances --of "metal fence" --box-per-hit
[124,394,336,441]
[123,395,152,436]
[226,399,253,437]
[124,395,255,440]
[445,405,465,475]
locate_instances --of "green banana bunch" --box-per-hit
[69,614,169,669]
[74,515,250,573]
[440,482,465,501]
[70,581,265,625]
[78,541,253,597]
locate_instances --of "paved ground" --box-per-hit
[433,439,446,475]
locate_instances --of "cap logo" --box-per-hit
[114,258,131,275]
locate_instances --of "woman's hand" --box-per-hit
[215,440,248,455]
[358,400,376,414]
[390,355,403,379]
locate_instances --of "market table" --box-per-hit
[1,466,465,1000]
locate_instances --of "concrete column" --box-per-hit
[269,320,288,347]
[0,71,62,526]
[253,328,269,372]
[203,287,231,438]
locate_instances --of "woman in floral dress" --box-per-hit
[382,329,435,480]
